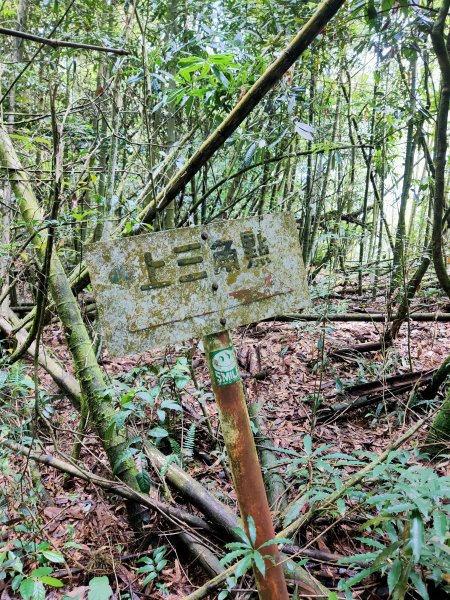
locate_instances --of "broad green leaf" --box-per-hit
[160,399,182,411]
[235,554,252,579]
[409,571,429,600]
[34,581,45,600]
[136,470,151,493]
[282,499,304,528]
[30,567,53,577]
[252,551,265,577]
[19,578,36,600]
[225,542,249,551]
[247,516,257,546]
[88,576,113,600]
[219,549,247,566]
[155,559,168,571]
[384,502,415,514]
[142,572,158,586]
[231,526,251,546]
[148,426,169,438]
[137,565,156,574]
[41,550,65,564]
[39,576,64,587]
[337,498,346,515]
[303,434,312,456]
[338,551,379,564]
[294,122,315,141]
[112,447,138,475]
[433,511,448,543]
[338,565,379,590]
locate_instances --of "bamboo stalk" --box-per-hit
[0,125,143,525]
[2,439,215,534]
[136,0,347,226]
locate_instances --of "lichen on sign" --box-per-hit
[86,213,309,356]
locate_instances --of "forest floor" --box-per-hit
[2,280,450,599]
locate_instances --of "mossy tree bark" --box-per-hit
[0,125,144,526]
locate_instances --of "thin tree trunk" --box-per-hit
[391,53,417,292]
[0,126,145,526]
[430,0,450,298]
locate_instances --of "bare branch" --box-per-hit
[0,26,129,55]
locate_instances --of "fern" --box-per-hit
[183,423,196,461]
[3,362,34,397]
[169,437,181,456]
[7,363,28,387]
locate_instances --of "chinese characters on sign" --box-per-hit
[86,213,309,356]
[138,231,270,291]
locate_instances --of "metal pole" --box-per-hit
[203,330,289,600]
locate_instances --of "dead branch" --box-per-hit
[2,439,215,534]
[318,369,436,420]
[0,27,129,55]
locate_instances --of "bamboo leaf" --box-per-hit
[410,512,424,562]
[252,551,266,577]
[387,559,402,594]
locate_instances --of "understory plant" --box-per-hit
[338,459,450,599]
[218,516,291,600]
[0,538,65,599]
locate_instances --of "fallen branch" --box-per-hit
[2,439,215,535]
[319,370,436,420]
[270,311,450,323]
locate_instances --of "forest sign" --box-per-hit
[86,213,309,356]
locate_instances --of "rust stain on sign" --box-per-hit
[86,213,309,356]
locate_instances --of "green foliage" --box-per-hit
[219,516,290,592]
[280,434,364,527]
[136,545,169,593]
[182,422,196,462]
[87,576,113,600]
[136,469,151,493]
[0,539,65,599]
[107,358,192,477]
[338,460,450,599]
[108,357,189,438]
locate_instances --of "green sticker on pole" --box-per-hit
[210,346,240,386]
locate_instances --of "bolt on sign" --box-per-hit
[86,213,309,357]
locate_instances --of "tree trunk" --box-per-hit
[430,0,450,298]
[0,126,145,526]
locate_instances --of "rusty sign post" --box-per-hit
[86,213,309,599]
[204,330,289,599]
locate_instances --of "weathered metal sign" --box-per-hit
[86,213,309,356]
